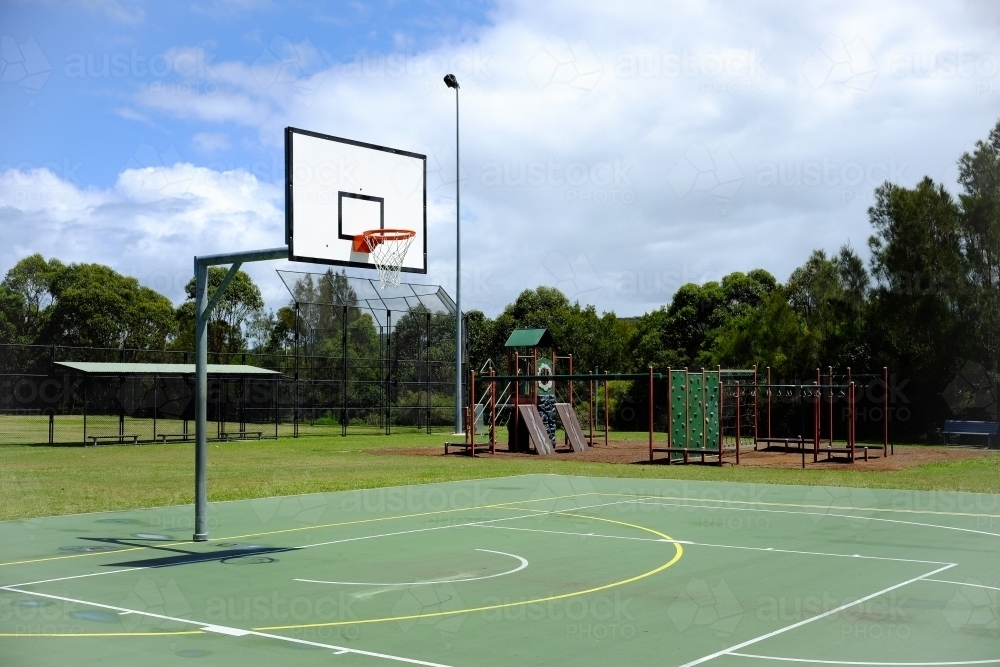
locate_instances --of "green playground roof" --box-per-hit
[54,362,282,376]
[504,328,554,348]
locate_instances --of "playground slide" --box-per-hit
[518,404,554,455]
[555,403,588,452]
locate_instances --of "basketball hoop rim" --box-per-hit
[361,228,416,242]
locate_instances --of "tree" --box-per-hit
[957,119,1000,379]
[1,254,64,343]
[43,263,176,348]
[176,268,265,354]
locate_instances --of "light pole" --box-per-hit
[444,73,462,435]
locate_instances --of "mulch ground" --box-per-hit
[382,438,996,470]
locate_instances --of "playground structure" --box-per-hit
[457,336,892,464]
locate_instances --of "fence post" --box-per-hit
[735,380,741,465]
[469,368,476,452]
[293,302,299,438]
[342,306,348,436]
[766,366,772,439]
[386,310,392,436]
[883,366,889,456]
[426,312,432,435]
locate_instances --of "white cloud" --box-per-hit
[0,164,289,307]
[11,1,1000,316]
[192,132,232,153]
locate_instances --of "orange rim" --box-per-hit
[362,229,416,242]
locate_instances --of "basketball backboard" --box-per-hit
[285,127,427,273]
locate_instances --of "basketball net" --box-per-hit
[362,229,416,290]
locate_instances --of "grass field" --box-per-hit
[3,433,1000,522]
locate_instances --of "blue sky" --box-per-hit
[4,0,1000,316]
[2,1,492,188]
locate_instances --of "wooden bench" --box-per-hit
[156,433,193,442]
[221,431,263,441]
[940,420,999,448]
[88,435,139,446]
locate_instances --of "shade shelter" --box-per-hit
[53,362,284,445]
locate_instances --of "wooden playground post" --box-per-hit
[883,367,890,456]
[604,372,609,447]
[828,366,834,446]
[716,365,723,463]
[685,368,690,461]
[664,368,674,465]
[588,371,595,445]
[648,366,654,461]
[568,354,574,404]
[532,348,538,402]
[490,367,496,454]
[513,355,520,453]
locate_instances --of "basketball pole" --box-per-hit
[192,246,287,542]
[444,73,462,435]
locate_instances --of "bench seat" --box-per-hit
[88,435,139,446]
[940,420,998,447]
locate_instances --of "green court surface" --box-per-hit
[1,474,998,666]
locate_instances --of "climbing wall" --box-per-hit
[668,369,721,458]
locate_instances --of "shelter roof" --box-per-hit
[54,362,281,376]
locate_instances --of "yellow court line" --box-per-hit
[605,492,1000,519]
[255,511,683,631]
[0,631,204,638]
[0,492,601,568]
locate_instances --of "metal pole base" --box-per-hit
[193,533,208,542]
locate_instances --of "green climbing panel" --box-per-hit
[668,370,720,457]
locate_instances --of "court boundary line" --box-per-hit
[675,563,956,667]
[628,499,1000,540]
[0,584,455,667]
[728,652,1000,665]
[924,578,1000,592]
[470,524,953,565]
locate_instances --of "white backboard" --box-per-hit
[285,127,427,273]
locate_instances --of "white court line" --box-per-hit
[472,523,952,565]
[293,496,660,550]
[0,584,454,667]
[675,563,956,667]
[8,568,146,587]
[729,653,1000,665]
[924,579,1000,592]
[629,499,1000,540]
[3,497,657,590]
[472,524,669,543]
[296,549,528,586]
